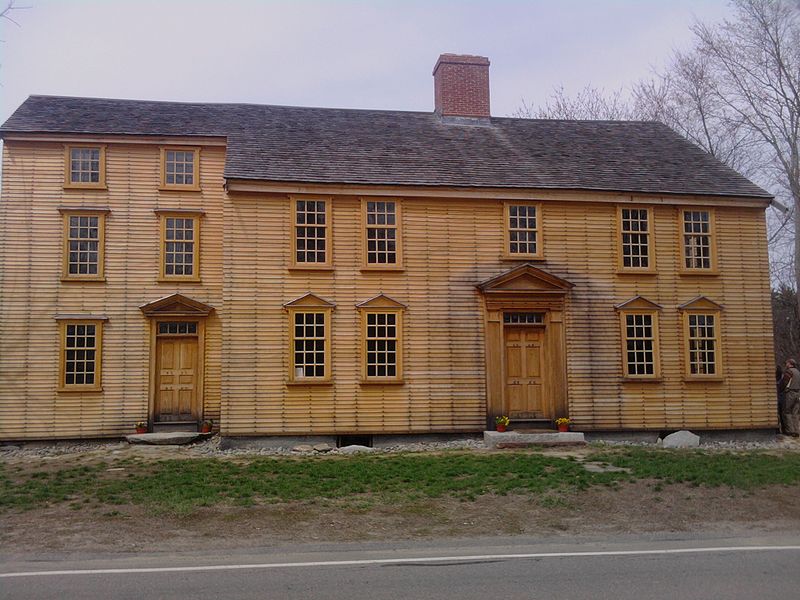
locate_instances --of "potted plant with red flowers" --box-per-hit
[135,421,148,434]
[495,415,510,432]
[200,419,213,433]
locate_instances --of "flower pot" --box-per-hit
[557,424,569,432]
[135,427,147,434]
[200,424,212,433]
[496,424,507,432]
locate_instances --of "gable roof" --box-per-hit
[0,95,772,199]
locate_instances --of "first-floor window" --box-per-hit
[364,312,400,379]
[292,311,328,380]
[59,320,103,390]
[621,312,658,377]
[686,313,718,376]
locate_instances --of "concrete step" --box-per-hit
[152,421,199,433]
[484,430,586,448]
[126,432,212,445]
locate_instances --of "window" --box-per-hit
[291,312,329,381]
[160,147,200,189]
[60,210,106,280]
[357,294,405,383]
[503,312,544,325]
[615,297,662,380]
[680,297,723,379]
[681,209,716,271]
[362,199,402,268]
[618,207,653,271]
[503,202,542,259]
[158,212,201,281]
[58,320,104,391]
[158,322,197,335]
[64,145,106,188]
[291,197,331,268]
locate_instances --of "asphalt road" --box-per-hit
[2,534,799,599]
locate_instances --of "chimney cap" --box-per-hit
[432,53,490,76]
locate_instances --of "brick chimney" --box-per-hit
[433,53,491,119]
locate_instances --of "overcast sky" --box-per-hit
[1,0,733,124]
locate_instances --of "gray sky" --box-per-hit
[1,0,733,124]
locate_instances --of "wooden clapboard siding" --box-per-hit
[221,193,774,435]
[0,141,224,440]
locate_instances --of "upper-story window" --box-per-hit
[60,209,107,281]
[291,197,331,269]
[681,209,716,272]
[157,210,202,281]
[618,206,653,271]
[64,145,106,188]
[160,147,200,190]
[362,198,402,269]
[503,202,542,259]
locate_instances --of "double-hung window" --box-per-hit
[679,297,723,379]
[618,207,653,271]
[291,197,331,268]
[362,199,402,269]
[64,145,106,188]
[357,294,406,383]
[285,294,335,384]
[680,209,716,272]
[60,209,107,280]
[616,297,661,380]
[160,147,200,190]
[503,202,542,259]
[58,319,104,391]
[157,210,202,281]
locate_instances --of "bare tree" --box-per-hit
[515,85,635,120]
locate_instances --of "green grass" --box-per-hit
[1,448,799,515]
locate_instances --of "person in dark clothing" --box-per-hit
[777,365,786,433]
[780,359,800,437]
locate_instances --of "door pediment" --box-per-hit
[140,293,215,317]
[477,263,574,296]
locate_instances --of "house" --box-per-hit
[0,54,777,444]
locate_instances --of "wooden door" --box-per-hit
[504,327,547,419]
[155,337,198,422]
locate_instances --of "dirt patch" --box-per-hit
[2,480,799,556]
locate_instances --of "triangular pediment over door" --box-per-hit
[139,293,215,317]
[476,263,574,296]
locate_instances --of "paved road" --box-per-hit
[2,534,799,599]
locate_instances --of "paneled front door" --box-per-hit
[155,326,199,422]
[504,326,547,420]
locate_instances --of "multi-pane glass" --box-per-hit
[365,201,397,264]
[365,312,398,378]
[158,322,197,335]
[164,150,195,186]
[508,205,538,255]
[294,312,326,378]
[67,215,100,276]
[683,211,712,269]
[503,312,544,325]
[688,314,717,375]
[164,217,195,276]
[624,313,655,376]
[621,208,650,268]
[64,324,97,386]
[295,200,327,264]
[69,147,101,184]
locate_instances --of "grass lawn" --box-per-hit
[2,448,800,516]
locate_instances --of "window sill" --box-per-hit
[159,185,202,192]
[501,255,545,262]
[360,266,405,273]
[61,276,106,283]
[360,379,405,386]
[621,377,663,383]
[63,183,107,191]
[57,386,103,393]
[287,379,333,386]
[289,266,335,272]
[157,277,202,284]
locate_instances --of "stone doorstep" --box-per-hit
[483,430,586,448]
[125,432,213,445]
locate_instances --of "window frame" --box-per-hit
[681,305,724,381]
[618,309,662,381]
[63,144,107,189]
[290,196,333,270]
[360,197,404,271]
[159,146,201,191]
[156,210,202,282]
[502,201,543,260]
[59,208,108,281]
[57,318,104,392]
[679,208,718,274]
[617,205,656,273]
[359,307,404,384]
[287,306,333,385]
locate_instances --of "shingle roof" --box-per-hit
[0,95,771,199]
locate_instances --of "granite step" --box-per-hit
[125,432,212,445]
[484,430,586,448]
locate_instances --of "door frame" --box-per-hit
[476,264,573,429]
[139,293,214,427]
[150,318,205,424]
[502,317,548,420]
